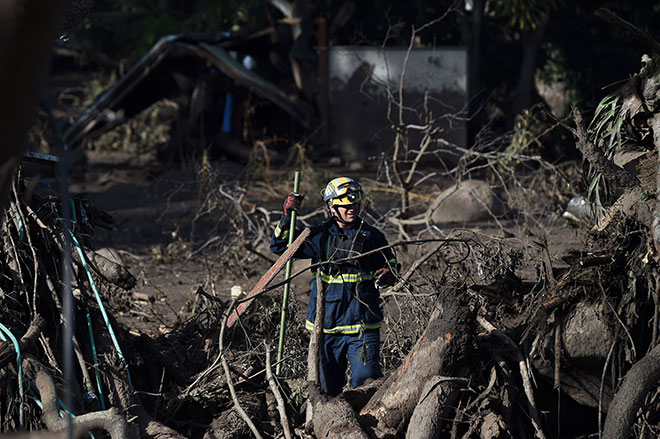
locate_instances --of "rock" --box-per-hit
[562,196,598,224]
[94,246,124,265]
[480,411,509,439]
[562,302,614,360]
[532,301,616,408]
[428,180,507,224]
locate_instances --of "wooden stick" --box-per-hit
[226,227,311,328]
[265,346,292,439]
[219,304,263,439]
[478,316,547,439]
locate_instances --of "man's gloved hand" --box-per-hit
[374,268,395,288]
[283,192,304,216]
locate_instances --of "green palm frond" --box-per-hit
[589,93,624,159]
[584,91,626,213]
[491,0,561,30]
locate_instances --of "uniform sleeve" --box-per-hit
[270,214,320,260]
[373,228,400,274]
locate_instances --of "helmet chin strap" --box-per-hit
[329,205,358,226]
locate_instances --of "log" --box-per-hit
[359,288,474,438]
[87,250,137,291]
[405,377,463,439]
[602,342,660,439]
[32,368,128,439]
[308,384,369,439]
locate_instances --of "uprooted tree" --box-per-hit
[5,6,660,439]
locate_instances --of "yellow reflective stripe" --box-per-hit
[273,224,289,239]
[330,177,350,191]
[305,320,381,334]
[319,271,373,284]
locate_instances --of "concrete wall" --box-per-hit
[328,46,467,164]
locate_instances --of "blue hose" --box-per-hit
[69,229,134,396]
[86,313,106,410]
[0,323,24,428]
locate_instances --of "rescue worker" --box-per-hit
[270,177,399,396]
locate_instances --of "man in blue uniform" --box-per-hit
[271,177,399,396]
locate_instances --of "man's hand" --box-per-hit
[283,192,304,216]
[374,268,395,288]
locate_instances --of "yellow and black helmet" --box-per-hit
[321,177,363,207]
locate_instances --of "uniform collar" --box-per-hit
[328,217,363,235]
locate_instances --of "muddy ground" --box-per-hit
[67,148,588,348]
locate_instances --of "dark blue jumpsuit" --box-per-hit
[271,215,399,396]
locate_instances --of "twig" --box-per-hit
[258,237,472,298]
[554,319,562,437]
[600,282,637,361]
[306,271,325,425]
[653,273,660,347]
[183,300,239,396]
[265,345,292,439]
[451,367,497,439]
[219,302,263,439]
[390,242,445,293]
[477,316,547,439]
[553,321,561,391]
[599,339,616,439]
[571,107,639,190]
[594,8,660,55]
[12,180,39,315]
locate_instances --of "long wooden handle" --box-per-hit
[226,227,310,328]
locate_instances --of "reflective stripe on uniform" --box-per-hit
[314,271,374,284]
[305,320,381,334]
[273,223,289,239]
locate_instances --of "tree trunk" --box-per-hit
[602,342,660,439]
[512,17,548,117]
[0,0,69,209]
[405,377,462,439]
[359,289,474,438]
[308,385,369,439]
[463,0,486,147]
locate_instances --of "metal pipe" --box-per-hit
[276,171,301,375]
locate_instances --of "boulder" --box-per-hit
[428,180,507,224]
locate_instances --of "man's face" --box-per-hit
[334,203,358,226]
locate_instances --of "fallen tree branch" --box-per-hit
[477,316,546,439]
[219,303,263,439]
[594,8,660,55]
[32,366,128,439]
[361,288,473,438]
[602,341,660,439]
[406,376,466,439]
[307,385,369,439]
[0,315,44,369]
[306,270,325,426]
[571,107,639,190]
[265,345,292,439]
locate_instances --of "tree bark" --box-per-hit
[32,367,129,439]
[602,342,660,439]
[359,289,474,438]
[405,377,463,439]
[512,17,548,117]
[308,385,369,439]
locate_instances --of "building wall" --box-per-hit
[328,46,467,164]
